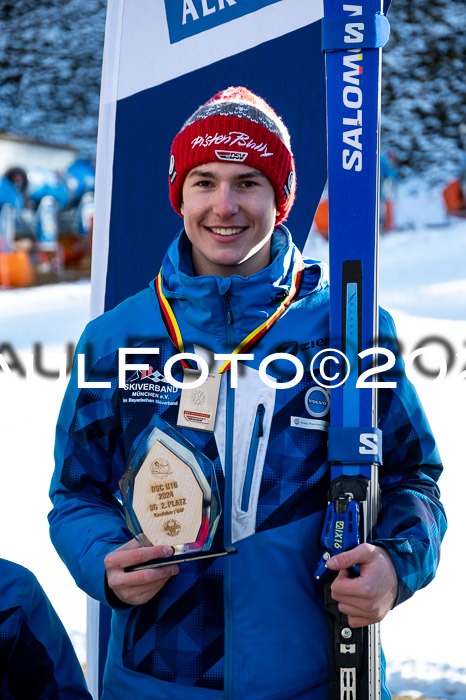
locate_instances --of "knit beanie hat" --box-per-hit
[168,87,296,224]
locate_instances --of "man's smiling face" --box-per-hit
[181,161,277,278]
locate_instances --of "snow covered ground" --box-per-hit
[1,185,465,698]
[0,282,91,660]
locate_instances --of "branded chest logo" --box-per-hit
[342,4,364,172]
[305,386,330,419]
[164,0,283,45]
[123,367,179,406]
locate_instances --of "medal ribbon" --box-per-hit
[155,272,195,370]
[155,249,304,374]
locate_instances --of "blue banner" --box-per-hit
[89,0,329,692]
[164,0,283,44]
[105,24,326,310]
[92,0,327,314]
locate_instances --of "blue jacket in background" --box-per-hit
[0,559,91,699]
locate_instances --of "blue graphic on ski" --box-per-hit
[315,1,391,697]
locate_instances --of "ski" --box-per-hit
[315,0,391,697]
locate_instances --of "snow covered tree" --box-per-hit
[382,0,466,181]
[0,0,464,180]
[0,0,106,156]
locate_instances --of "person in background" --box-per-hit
[0,558,91,699]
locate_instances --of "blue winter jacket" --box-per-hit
[49,228,446,699]
[0,559,91,699]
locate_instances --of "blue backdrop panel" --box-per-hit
[104,20,326,312]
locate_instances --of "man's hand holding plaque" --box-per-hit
[105,540,180,605]
[119,417,230,573]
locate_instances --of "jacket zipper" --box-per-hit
[241,403,265,512]
[222,292,235,698]
[224,291,234,326]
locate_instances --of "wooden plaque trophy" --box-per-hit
[119,417,230,571]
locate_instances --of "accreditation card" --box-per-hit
[177,369,221,432]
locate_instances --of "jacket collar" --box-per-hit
[151,226,326,339]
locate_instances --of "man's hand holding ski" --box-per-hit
[327,543,398,628]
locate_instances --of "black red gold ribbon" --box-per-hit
[155,249,304,374]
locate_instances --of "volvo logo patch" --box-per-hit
[305,386,330,418]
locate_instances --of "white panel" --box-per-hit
[0,138,77,173]
[86,597,101,699]
[193,347,276,542]
[90,0,125,319]
[230,365,275,543]
[117,0,324,101]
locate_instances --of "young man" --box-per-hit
[49,87,446,699]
